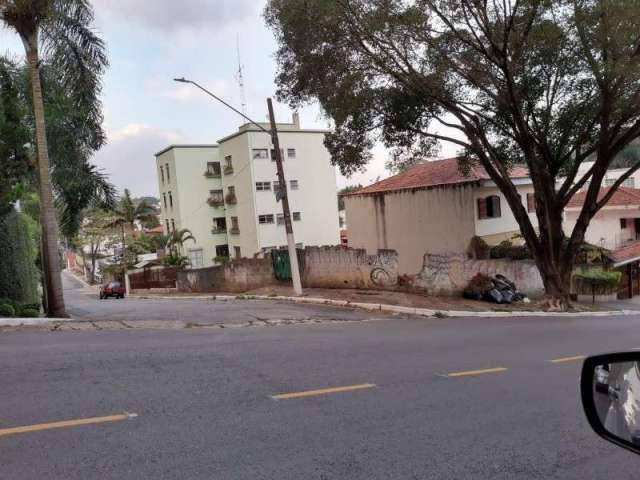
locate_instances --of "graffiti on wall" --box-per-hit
[368,251,397,287]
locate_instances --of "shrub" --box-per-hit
[489,240,532,260]
[214,255,231,265]
[0,304,15,317]
[17,308,40,318]
[573,270,622,296]
[468,236,490,259]
[0,212,39,305]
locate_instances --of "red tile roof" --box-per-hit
[348,157,529,195]
[611,240,640,266]
[566,187,640,209]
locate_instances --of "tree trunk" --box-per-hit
[26,47,67,317]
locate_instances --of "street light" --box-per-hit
[173,77,303,295]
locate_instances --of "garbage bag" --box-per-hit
[484,288,503,303]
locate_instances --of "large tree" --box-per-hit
[1,0,108,316]
[266,0,640,307]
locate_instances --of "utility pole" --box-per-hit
[267,98,302,295]
[172,78,303,295]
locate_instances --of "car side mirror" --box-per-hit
[581,352,640,455]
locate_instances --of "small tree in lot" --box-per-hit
[266,0,640,309]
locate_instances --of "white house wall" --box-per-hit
[473,184,538,242]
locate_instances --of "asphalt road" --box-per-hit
[3,276,640,478]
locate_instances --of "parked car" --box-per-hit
[99,282,126,299]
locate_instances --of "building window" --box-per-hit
[287,148,296,158]
[477,195,501,219]
[205,162,221,177]
[234,246,241,258]
[295,242,303,249]
[621,218,628,229]
[262,246,277,253]
[215,245,230,258]
[168,191,173,208]
[163,193,167,209]
[526,193,535,213]
[212,217,227,234]
[160,166,165,183]
[225,186,237,204]
[230,216,239,234]
[273,181,280,191]
[290,179,299,190]
[165,163,170,182]
[252,149,268,159]
[256,181,272,191]
[270,148,284,161]
[258,214,275,224]
[292,211,301,221]
[277,213,285,225]
[224,155,233,174]
[171,219,176,231]
[188,249,204,268]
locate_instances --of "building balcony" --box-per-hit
[225,193,237,205]
[204,171,221,179]
[207,197,225,208]
[229,227,240,235]
[223,165,234,175]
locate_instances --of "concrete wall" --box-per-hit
[302,246,398,289]
[411,253,545,297]
[177,257,275,293]
[344,186,476,274]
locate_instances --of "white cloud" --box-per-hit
[93,0,258,33]
[91,124,186,197]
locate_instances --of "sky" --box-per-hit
[0,0,456,198]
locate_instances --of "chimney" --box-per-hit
[292,112,300,128]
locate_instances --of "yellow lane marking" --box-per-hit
[447,367,507,378]
[550,355,585,364]
[271,383,376,400]
[0,412,137,438]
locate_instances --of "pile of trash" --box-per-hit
[462,273,529,304]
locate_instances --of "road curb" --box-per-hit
[0,317,71,327]
[126,293,639,318]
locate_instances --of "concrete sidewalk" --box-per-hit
[127,292,637,318]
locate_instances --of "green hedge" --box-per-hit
[573,270,622,295]
[0,211,39,305]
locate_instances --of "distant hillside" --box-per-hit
[610,141,640,169]
[134,196,160,207]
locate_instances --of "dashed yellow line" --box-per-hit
[0,412,137,437]
[271,383,376,400]
[447,367,508,378]
[549,355,585,364]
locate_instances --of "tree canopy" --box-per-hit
[266,0,640,306]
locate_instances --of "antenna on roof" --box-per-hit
[235,34,247,116]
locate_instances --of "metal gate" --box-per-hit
[271,249,304,281]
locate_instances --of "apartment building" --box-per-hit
[155,117,341,268]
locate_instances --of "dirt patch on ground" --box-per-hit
[242,285,600,313]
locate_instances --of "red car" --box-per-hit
[99,281,126,299]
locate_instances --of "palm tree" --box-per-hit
[113,189,157,232]
[1,0,108,317]
[166,228,196,256]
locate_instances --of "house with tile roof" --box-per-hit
[564,187,640,251]
[343,158,536,274]
[564,186,640,299]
